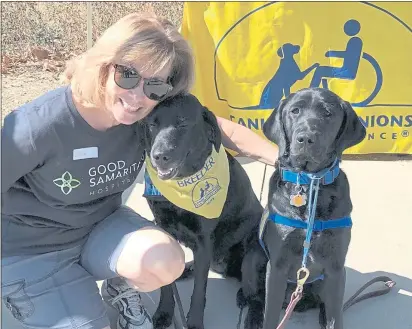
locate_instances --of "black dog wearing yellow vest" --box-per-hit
[140,94,267,329]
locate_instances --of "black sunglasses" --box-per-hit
[113,64,173,101]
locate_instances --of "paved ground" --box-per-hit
[120,157,412,329]
[3,157,412,329]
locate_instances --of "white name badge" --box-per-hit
[73,147,98,160]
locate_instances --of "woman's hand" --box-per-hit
[216,116,278,166]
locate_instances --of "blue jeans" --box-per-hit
[1,206,155,329]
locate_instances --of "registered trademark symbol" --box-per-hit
[401,130,409,138]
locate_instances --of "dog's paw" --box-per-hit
[244,302,264,329]
[187,322,204,329]
[244,313,263,329]
[186,315,204,329]
[153,311,173,329]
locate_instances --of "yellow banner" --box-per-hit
[181,2,412,154]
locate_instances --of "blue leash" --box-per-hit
[301,175,321,268]
[301,158,340,267]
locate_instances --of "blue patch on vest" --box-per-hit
[143,171,164,199]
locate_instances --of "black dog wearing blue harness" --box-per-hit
[258,88,367,329]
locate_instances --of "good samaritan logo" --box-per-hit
[191,178,221,208]
[53,171,81,195]
[88,159,143,196]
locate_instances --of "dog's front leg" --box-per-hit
[241,245,267,329]
[262,259,288,329]
[153,284,175,329]
[319,268,346,329]
[186,239,212,329]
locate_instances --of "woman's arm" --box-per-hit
[216,116,278,166]
[1,109,42,193]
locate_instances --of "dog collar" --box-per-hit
[280,158,340,185]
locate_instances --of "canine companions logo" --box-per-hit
[181,2,412,153]
[191,178,221,208]
[212,3,412,110]
[53,171,81,195]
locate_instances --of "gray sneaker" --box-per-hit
[102,277,153,329]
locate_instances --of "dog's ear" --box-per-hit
[202,106,222,152]
[277,46,284,59]
[262,96,290,157]
[334,100,367,156]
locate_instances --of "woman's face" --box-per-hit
[104,60,172,125]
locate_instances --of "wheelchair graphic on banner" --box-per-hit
[216,19,383,110]
[309,19,382,108]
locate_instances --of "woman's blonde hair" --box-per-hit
[62,12,194,107]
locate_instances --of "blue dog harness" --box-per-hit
[269,214,352,232]
[259,158,352,284]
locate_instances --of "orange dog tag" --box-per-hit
[290,193,307,207]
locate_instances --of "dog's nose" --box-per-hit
[152,149,173,167]
[296,133,316,145]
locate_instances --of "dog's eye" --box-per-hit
[291,108,300,114]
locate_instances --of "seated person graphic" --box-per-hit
[310,19,363,88]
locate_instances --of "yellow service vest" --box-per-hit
[144,145,230,219]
